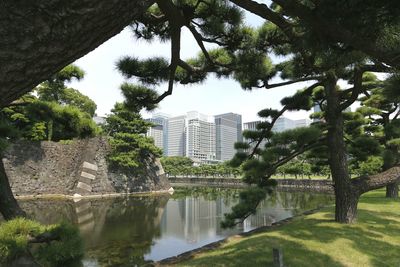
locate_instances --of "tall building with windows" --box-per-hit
[185,111,216,163]
[167,115,186,156]
[215,113,242,161]
[151,113,170,156]
[146,123,163,150]
[272,117,311,132]
[272,117,296,132]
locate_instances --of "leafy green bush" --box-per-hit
[0,218,83,266]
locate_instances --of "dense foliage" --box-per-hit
[0,65,98,144]
[161,156,242,178]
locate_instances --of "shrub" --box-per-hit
[0,218,83,266]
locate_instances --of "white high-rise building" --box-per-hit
[215,113,242,161]
[167,115,186,156]
[146,124,163,150]
[185,111,216,163]
[151,113,170,156]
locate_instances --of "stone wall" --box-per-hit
[2,137,170,196]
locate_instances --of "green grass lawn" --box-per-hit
[172,190,400,267]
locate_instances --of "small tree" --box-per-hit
[104,84,162,176]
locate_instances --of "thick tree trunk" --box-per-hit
[0,0,155,108]
[324,75,358,223]
[334,189,360,223]
[0,158,26,220]
[386,182,399,198]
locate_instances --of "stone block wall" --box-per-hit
[2,137,170,196]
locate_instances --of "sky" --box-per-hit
[69,10,313,123]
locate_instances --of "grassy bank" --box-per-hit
[172,189,400,267]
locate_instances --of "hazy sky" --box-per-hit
[69,11,312,123]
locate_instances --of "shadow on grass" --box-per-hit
[178,234,344,267]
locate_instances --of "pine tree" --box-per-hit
[115,0,400,224]
[104,84,162,176]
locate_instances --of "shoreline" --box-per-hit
[169,177,334,193]
[15,188,174,201]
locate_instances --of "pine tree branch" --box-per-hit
[271,138,325,172]
[248,106,287,159]
[229,0,315,68]
[187,25,214,63]
[271,0,400,68]
[263,76,321,89]
[352,166,400,194]
[340,68,363,111]
[153,0,186,104]
[393,108,400,120]
[249,81,322,159]
[229,0,297,41]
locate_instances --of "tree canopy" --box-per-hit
[0,65,98,142]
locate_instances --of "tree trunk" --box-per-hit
[325,74,358,223]
[334,186,360,223]
[386,181,399,198]
[0,158,26,220]
[0,0,155,108]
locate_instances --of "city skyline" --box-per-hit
[145,110,312,163]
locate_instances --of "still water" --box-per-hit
[20,188,333,266]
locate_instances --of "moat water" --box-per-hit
[20,188,333,266]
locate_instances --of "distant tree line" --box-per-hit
[160,156,242,178]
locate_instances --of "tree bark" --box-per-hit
[324,74,359,223]
[352,166,400,194]
[0,157,26,220]
[0,0,155,108]
[386,182,399,198]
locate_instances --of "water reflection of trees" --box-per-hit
[20,195,170,266]
[172,187,240,201]
[277,191,332,210]
[85,195,170,266]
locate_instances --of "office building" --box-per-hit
[215,113,242,161]
[167,115,186,156]
[272,117,296,132]
[150,113,170,155]
[146,123,163,150]
[185,111,216,163]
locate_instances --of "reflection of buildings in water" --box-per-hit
[159,195,297,243]
[242,193,296,232]
[160,197,233,244]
